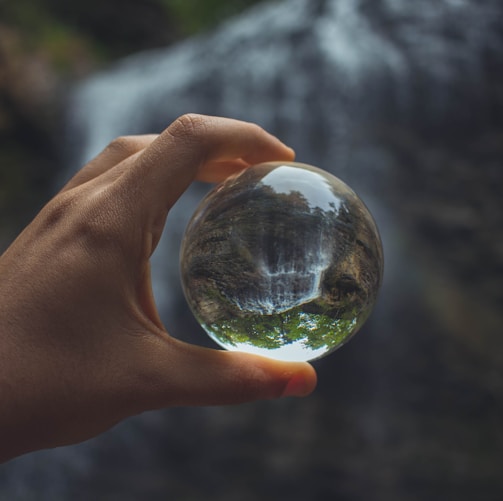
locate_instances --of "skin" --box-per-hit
[0,114,317,463]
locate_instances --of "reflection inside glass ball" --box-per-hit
[180,162,383,362]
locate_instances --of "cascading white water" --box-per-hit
[235,233,332,315]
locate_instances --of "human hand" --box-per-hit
[0,115,317,461]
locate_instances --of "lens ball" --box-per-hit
[180,162,383,362]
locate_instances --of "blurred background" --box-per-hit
[1,0,502,499]
[0,0,265,242]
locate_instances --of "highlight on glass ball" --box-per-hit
[180,162,384,362]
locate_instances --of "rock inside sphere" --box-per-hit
[180,162,384,362]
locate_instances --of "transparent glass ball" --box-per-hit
[180,162,383,362]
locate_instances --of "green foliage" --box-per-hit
[1,0,267,65]
[0,0,104,70]
[204,304,359,353]
[162,0,266,36]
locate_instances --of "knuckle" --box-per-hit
[106,135,141,157]
[41,188,130,255]
[168,113,208,142]
[40,191,78,230]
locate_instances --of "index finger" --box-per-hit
[121,114,295,212]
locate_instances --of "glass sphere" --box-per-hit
[180,162,383,362]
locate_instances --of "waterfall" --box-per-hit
[62,0,410,330]
[62,0,501,339]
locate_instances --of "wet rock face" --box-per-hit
[2,0,502,499]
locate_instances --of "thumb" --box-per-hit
[139,336,317,408]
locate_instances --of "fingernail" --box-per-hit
[282,373,309,398]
